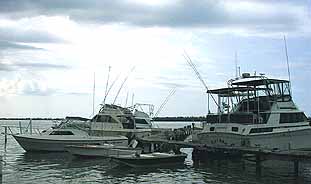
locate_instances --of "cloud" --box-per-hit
[0,40,43,50]
[19,80,57,96]
[0,61,70,72]
[0,0,308,35]
[0,77,88,97]
[0,26,64,43]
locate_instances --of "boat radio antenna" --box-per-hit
[183,51,219,108]
[92,72,96,116]
[113,66,135,105]
[283,35,292,95]
[235,51,238,78]
[154,87,177,117]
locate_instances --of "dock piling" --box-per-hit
[294,160,299,177]
[19,121,22,134]
[0,155,2,183]
[29,119,32,135]
[255,154,262,176]
[4,127,7,152]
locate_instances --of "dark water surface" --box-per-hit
[2,120,311,184]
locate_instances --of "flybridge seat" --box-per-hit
[206,112,266,125]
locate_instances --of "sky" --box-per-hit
[0,0,310,118]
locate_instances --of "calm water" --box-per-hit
[1,120,311,184]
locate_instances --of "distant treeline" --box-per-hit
[153,116,206,122]
[154,116,311,122]
[0,118,63,120]
[0,116,310,122]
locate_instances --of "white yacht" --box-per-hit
[13,103,154,152]
[197,73,311,151]
[13,128,128,152]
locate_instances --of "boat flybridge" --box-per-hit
[89,103,154,137]
[197,73,311,151]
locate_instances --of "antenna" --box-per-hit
[92,72,96,116]
[283,35,292,94]
[113,66,135,105]
[154,87,176,117]
[235,51,238,78]
[131,93,134,107]
[125,91,129,107]
[183,51,219,108]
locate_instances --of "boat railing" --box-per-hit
[1,120,42,151]
[207,113,266,125]
[1,120,43,136]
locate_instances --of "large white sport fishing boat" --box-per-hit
[13,103,154,152]
[197,73,311,151]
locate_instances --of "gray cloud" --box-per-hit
[0,40,43,50]
[0,26,64,43]
[14,62,70,70]
[0,61,70,72]
[20,81,57,96]
[0,0,307,33]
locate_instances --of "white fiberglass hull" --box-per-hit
[13,134,128,152]
[66,145,141,157]
[197,128,311,151]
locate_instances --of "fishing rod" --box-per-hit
[283,35,292,96]
[113,66,136,105]
[183,51,219,108]
[102,71,121,105]
[103,66,111,104]
[154,87,177,117]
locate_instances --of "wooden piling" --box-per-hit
[4,127,7,151]
[0,155,2,182]
[294,160,299,177]
[19,121,22,134]
[29,119,32,135]
[255,154,262,176]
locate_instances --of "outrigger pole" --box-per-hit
[102,71,121,105]
[113,66,135,105]
[283,35,292,95]
[183,51,220,110]
[154,87,177,117]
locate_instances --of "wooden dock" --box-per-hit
[138,137,311,176]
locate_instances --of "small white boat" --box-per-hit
[65,144,142,158]
[112,152,187,168]
[13,128,128,152]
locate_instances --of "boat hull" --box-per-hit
[66,145,141,157]
[112,153,187,168]
[197,128,311,151]
[13,135,128,152]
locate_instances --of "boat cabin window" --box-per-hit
[122,117,135,129]
[135,119,149,125]
[210,127,215,131]
[92,115,118,123]
[279,113,307,123]
[232,127,239,132]
[249,127,273,134]
[49,131,74,135]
